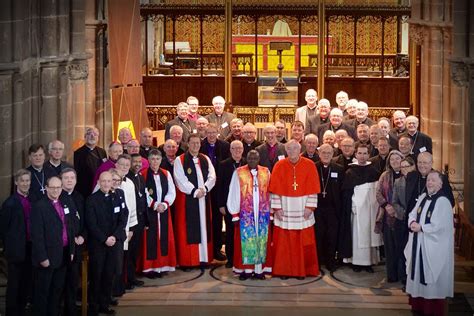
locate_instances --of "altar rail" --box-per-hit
[146,105,410,133]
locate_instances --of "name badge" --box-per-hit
[114,206,120,213]
[221,122,228,128]
[419,146,427,153]
[121,202,125,208]
[278,155,285,161]
[138,192,143,198]
[330,172,338,178]
[102,158,107,162]
[193,129,197,134]
[64,207,70,214]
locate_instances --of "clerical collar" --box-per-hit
[307,104,317,110]
[323,164,329,168]
[32,166,43,172]
[86,144,96,150]
[17,190,28,197]
[66,190,73,195]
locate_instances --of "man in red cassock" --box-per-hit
[173,134,216,269]
[269,139,321,279]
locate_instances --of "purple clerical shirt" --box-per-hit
[17,192,32,241]
[51,200,68,247]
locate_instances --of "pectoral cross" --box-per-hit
[40,187,46,194]
[322,191,327,198]
[292,181,298,191]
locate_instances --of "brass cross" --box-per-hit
[292,181,298,191]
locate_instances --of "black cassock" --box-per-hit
[338,163,380,259]
[314,161,344,270]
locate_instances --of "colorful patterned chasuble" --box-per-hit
[236,166,271,265]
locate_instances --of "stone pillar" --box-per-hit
[409,1,463,186]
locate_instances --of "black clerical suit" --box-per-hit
[86,189,128,315]
[164,117,196,144]
[126,170,147,286]
[302,151,320,164]
[217,157,246,265]
[139,145,158,159]
[200,138,230,258]
[332,154,354,172]
[406,131,433,161]
[0,193,32,316]
[74,145,107,197]
[30,195,76,316]
[255,142,287,172]
[315,161,344,271]
[61,190,86,316]
[369,154,388,176]
[47,160,74,176]
[317,122,357,145]
[26,165,56,203]
[243,140,262,157]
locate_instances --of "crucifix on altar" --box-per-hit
[270,41,292,94]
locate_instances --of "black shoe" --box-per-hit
[153,272,162,278]
[131,279,145,287]
[99,307,116,315]
[280,276,289,280]
[364,266,374,273]
[327,265,337,273]
[214,252,227,261]
[125,283,135,290]
[296,276,305,280]
[239,273,248,280]
[110,298,119,306]
[352,265,362,272]
[143,272,157,279]
[225,261,233,268]
[253,273,265,280]
[180,267,192,272]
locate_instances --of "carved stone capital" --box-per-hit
[450,58,474,88]
[409,24,426,45]
[67,62,89,81]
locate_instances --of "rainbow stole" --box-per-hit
[236,166,271,265]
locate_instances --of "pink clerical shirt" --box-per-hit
[51,200,68,247]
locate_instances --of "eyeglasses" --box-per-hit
[47,186,62,190]
[400,165,412,169]
[50,147,64,151]
[112,178,122,182]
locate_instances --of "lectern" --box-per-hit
[270,41,292,94]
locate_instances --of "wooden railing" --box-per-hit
[305,53,398,77]
[159,52,254,76]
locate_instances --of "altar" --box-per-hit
[232,35,332,72]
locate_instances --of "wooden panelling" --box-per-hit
[143,76,258,106]
[298,77,410,109]
[111,86,149,139]
[108,0,143,86]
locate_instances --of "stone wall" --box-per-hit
[0,0,111,202]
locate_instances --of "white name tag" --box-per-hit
[278,155,285,161]
[330,172,338,178]
[121,202,125,208]
[114,206,120,213]
[102,158,107,162]
[193,129,197,134]
[64,207,70,214]
[221,122,228,128]
[419,146,427,153]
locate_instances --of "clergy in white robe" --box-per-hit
[227,150,272,279]
[404,171,453,315]
[340,144,382,272]
[173,134,216,267]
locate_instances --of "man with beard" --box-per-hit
[217,140,246,268]
[74,127,107,197]
[339,144,382,273]
[227,150,272,280]
[315,144,344,272]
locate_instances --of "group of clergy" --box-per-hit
[0,91,455,316]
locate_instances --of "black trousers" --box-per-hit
[63,246,82,316]
[5,244,32,316]
[89,244,120,314]
[314,206,339,270]
[224,210,235,264]
[32,249,68,316]
[127,217,145,283]
[210,190,223,256]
